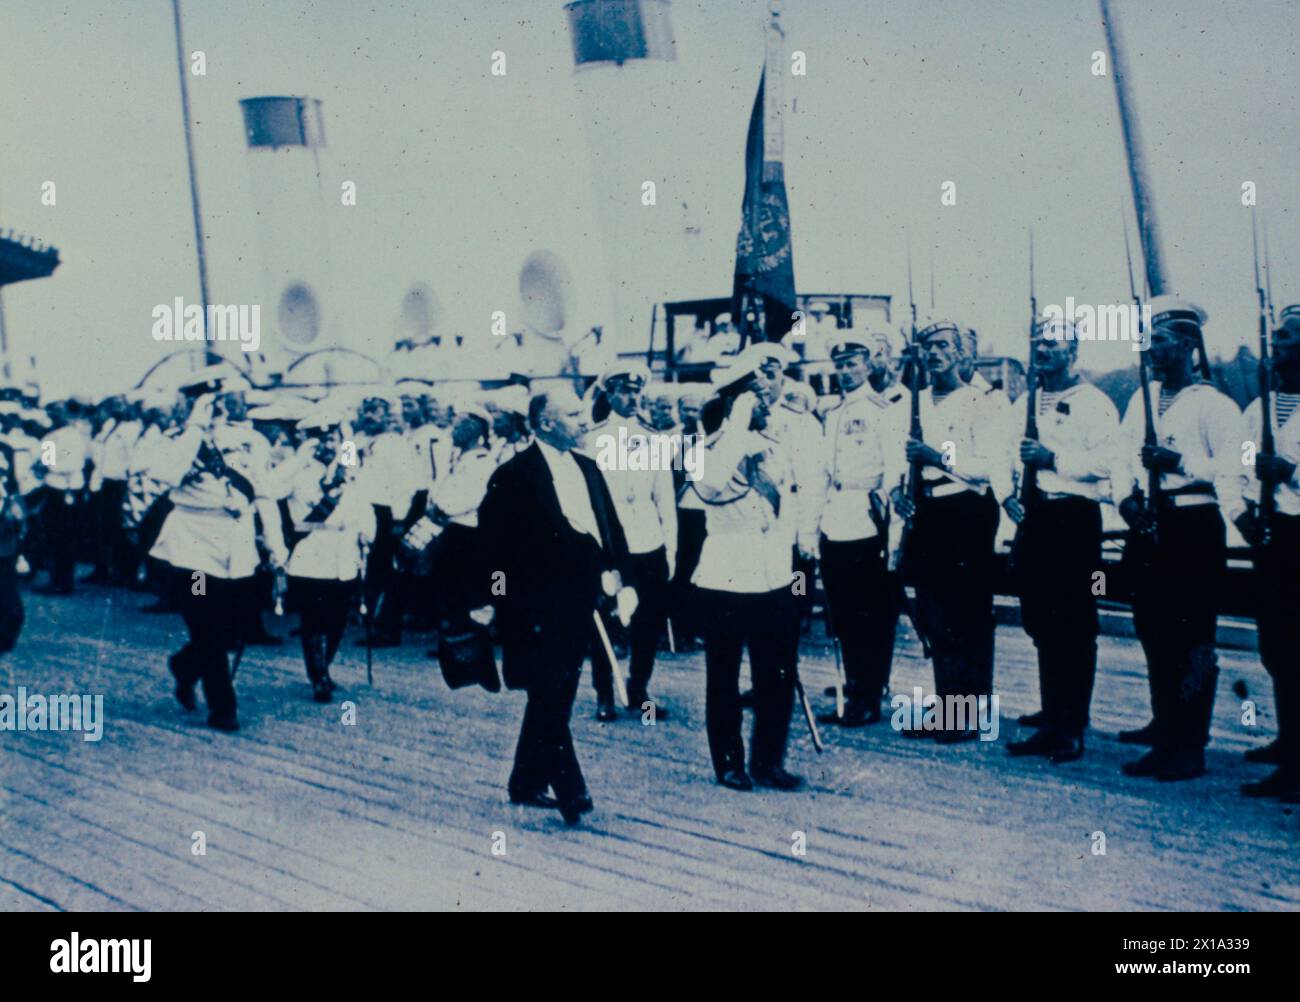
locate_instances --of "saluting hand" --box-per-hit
[1140,444,1182,473]
[1019,439,1056,470]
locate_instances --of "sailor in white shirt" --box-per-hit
[1239,303,1300,798]
[693,343,818,792]
[149,385,289,732]
[1113,297,1247,782]
[584,365,677,721]
[282,410,376,703]
[889,321,1013,740]
[1002,319,1120,763]
[811,332,908,727]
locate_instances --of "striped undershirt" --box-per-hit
[1275,392,1300,428]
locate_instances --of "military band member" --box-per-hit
[282,410,375,703]
[890,321,1013,741]
[585,365,677,721]
[1238,303,1300,799]
[694,343,817,790]
[1003,319,1120,763]
[813,331,906,726]
[148,383,288,732]
[1114,297,1247,781]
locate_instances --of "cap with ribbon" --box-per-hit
[1148,295,1207,338]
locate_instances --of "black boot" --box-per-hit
[305,636,333,703]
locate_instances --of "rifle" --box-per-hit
[1251,207,1276,539]
[1122,203,1161,539]
[1019,229,1041,510]
[883,243,934,659]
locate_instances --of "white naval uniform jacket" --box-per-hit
[815,383,906,541]
[691,412,819,594]
[90,419,142,490]
[41,424,90,491]
[883,383,1015,503]
[585,416,677,563]
[148,424,288,579]
[1113,381,1248,523]
[1244,393,1300,516]
[284,459,376,581]
[1008,381,1120,503]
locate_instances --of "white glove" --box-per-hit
[615,586,639,627]
[469,605,495,626]
[601,570,622,597]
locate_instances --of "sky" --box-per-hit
[0,0,1296,397]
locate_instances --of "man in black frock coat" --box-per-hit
[478,385,630,826]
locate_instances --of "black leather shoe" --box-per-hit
[1244,739,1283,765]
[208,714,240,733]
[595,699,619,722]
[717,769,753,791]
[1241,768,1300,798]
[1048,734,1085,765]
[173,681,197,712]
[244,631,282,647]
[818,702,881,727]
[752,767,803,791]
[311,680,332,703]
[1156,750,1206,782]
[1017,710,1046,727]
[559,801,584,826]
[1118,722,1158,745]
[576,794,594,814]
[1007,730,1059,757]
[1122,749,1164,777]
[359,635,401,649]
[509,791,559,809]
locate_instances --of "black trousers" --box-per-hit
[0,557,24,654]
[433,523,485,629]
[364,505,402,639]
[907,489,1000,703]
[672,508,707,640]
[1016,496,1102,736]
[170,570,250,722]
[39,487,79,591]
[91,480,131,581]
[700,587,799,778]
[291,576,353,676]
[1128,504,1225,755]
[591,546,669,702]
[508,617,591,808]
[1254,512,1300,771]
[820,534,898,705]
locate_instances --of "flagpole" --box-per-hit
[172,0,217,367]
[1099,0,1169,297]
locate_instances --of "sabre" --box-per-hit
[358,539,373,686]
[793,667,824,754]
[592,610,629,709]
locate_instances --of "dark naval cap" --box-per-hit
[1148,295,1207,339]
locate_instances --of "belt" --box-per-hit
[1158,485,1217,510]
[922,479,974,500]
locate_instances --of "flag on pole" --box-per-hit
[732,9,797,344]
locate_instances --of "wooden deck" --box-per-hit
[1,586,1297,912]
